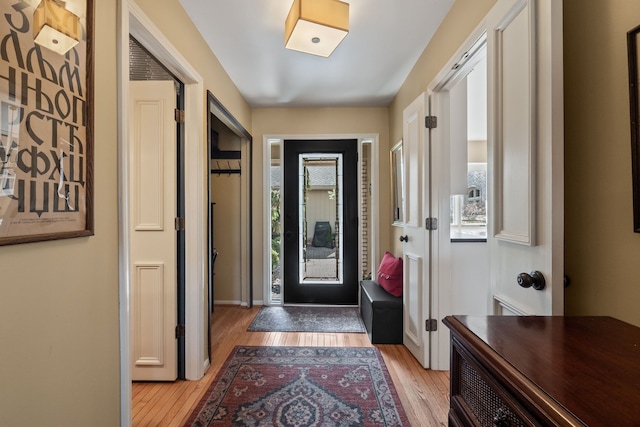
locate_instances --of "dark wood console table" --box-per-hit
[442,315,640,426]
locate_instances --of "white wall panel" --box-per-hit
[133,100,165,231]
[493,0,536,245]
[403,253,423,347]
[132,263,165,366]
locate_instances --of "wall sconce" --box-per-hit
[33,0,80,55]
[285,0,349,58]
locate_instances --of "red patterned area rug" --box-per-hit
[183,346,409,426]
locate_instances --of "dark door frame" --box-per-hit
[175,80,186,380]
[206,91,253,341]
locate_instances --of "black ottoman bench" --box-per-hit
[359,280,403,344]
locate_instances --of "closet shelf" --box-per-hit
[210,150,241,174]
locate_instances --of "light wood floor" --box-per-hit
[132,305,450,426]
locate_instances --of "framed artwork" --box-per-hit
[0,0,94,245]
[629,25,640,232]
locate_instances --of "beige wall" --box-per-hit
[0,0,251,425]
[564,0,640,326]
[251,108,390,302]
[0,1,121,425]
[388,0,497,255]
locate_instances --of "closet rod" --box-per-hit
[210,169,241,175]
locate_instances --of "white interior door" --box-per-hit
[402,93,430,368]
[487,0,564,315]
[129,81,178,381]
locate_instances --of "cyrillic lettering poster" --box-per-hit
[0,0,93,245]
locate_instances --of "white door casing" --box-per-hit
[487,0,564,316]
[402,93,430,369]
[129,81,177,381]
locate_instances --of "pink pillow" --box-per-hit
[377,251,403,297]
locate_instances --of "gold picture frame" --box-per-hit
[0,0,94,245]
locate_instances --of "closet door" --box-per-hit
[129,81,177,381]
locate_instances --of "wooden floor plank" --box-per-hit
[132,305,450,426]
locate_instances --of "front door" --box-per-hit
[283,139,358,304]
[129,81,178,381]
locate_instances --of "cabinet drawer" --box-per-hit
[451,343,541,427]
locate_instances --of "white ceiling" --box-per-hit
[178,0,455,108]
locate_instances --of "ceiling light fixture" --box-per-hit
[285,0,349,58]
[33,0,81,55]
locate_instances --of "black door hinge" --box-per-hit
[425,217,438,230]
[425,116,437,129]
[175,217,185,231]
[426,319,438,332]
[175,324,185,339]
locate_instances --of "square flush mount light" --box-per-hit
[33,0,81,55]
[285,0,349,58]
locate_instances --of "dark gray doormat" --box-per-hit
[247,306,366,333]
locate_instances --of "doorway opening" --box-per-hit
[128,36,186,381]
[447,38,488,242]
[429,32,490,370]
[206,92,253,308]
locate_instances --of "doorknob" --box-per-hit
[517,271,546,291]
[399,235,408,242]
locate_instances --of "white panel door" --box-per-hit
[402,93,430,368]
[487,0,564,315]
[129,81,177,381]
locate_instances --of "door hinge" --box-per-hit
[175,217,185,231]
[425,115,438,129]
[175,324,185,339]
[426,319,438,332]
[174,109,185,123]
[425,217,438,230]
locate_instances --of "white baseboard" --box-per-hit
[214,300,243,306]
